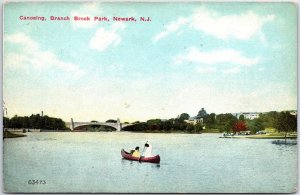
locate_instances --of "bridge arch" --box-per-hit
[73,124,118,131]
[68,118,133,131]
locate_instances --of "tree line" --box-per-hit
[202,110,296,135]
[3,110,297,134]
[123,117,203,133]
[3,114,68,130]
[123,109,297,135]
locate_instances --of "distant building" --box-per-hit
[233,112,260,120]
[184,116,203,125]
[197,108,207,118]
[233,110,297,120]
[184,108,208,125]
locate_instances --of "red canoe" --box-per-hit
[121,149,160,164]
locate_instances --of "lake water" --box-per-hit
[3,132,298,193]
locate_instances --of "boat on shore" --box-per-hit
[121,149,160,164]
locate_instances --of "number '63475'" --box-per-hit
[28,180,46,185]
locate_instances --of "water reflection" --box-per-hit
[121,158,160,168]
[271,140,297,146]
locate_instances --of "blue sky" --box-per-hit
[3,2,297,122]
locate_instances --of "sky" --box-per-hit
[3,2,297,123]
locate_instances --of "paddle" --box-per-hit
[139,141,148,162]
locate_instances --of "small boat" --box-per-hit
[121,149,160,164]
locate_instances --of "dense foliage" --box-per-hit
[246,118,264,134]
[123,118,203,133]
[106,119,117,123]
[259,111,280,128]
[3,114,68,130]
[215,114,238,133]
[203,111,297,134]
[179,113,190,120]
[274,111,297,137]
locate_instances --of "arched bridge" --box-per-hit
[66,118,133,131]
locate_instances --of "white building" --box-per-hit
[234,112,260,120]
[184,116,203,125]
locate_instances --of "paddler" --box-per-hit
[132,146,141,158]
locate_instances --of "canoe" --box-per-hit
[121,149,160,164]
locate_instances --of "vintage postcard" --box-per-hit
[3,1,298,193]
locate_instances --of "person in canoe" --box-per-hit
[132,146,141,158]
[142,143,154,157]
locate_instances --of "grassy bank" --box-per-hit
[221,132,297,139]
[3,130,27,138]
[201,129,220,133]
[245,135,297,139]
[222,135,297,139]
[127,130,202,134]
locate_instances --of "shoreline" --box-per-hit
[3,130,27,138]
[220,135,297,139]
[4,129,298,140]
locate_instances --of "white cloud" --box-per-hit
[5,33,38,50]
[153,17,189,42]
[153,8,275,41]
[70,3,102,29]
[174,47,259,66]
[89,29,121,51]
[174,47,259,74]
[191,9,275,40]
[89,23,126,52]
[5,53,32,69]
[5,33,85,78]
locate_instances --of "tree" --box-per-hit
[233,120,247,133]
[238,114,245,121]
[123,122,147,132]
[247,118,264,134]
[275,112,297,139]
[223,122,233,133]
[162,120,172,131]
[147,119,162,130]
[259,111,280,128]
[106,119,117,123]
[179,113,190,121]
[4,114,68,130]
[10,115,22,128]
[172,118,187,130]
[194,123,203,133]
[185,123,194,133]
[22,116,30,128]
[216,113,238,133]
[204,113,216,128]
